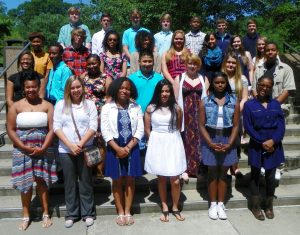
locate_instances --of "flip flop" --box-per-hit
[19,217,30,231]
[42,214,53,228]
[172,210,185,221]
[160,211,169,222]
[116,215,126,226]
[124,214,134,226]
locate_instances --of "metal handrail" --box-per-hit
[0,41,31,78]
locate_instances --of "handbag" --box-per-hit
[70,109,102,167]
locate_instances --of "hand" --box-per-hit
[262,139,274,151]
[116,147,129,158]
[209,143,223,152]
[29,147,45,156]
[220,143,231,152]
[69,143,82,156]
[23,146,35,154]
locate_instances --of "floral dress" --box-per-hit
[100,52,127,80]
[83,74,107,114]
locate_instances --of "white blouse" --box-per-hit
[101,101,144,143]
[53,99,98,153]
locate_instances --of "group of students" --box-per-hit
[5,6,296,231]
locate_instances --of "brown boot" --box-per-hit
[251,196,265,220]
[264,196,274,219]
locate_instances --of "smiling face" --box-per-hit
[24,79,40,100]
[213,76,227,93]
[20,54,34,71]
[232,36,242,50]
[247,23,257,34]
[225,56,237,74]
[257,78,273,98]
[208,34,217,48]
[48,46,62,65]
[160,85,171,105]
[173,32,184,50]
[257,39,266,53]
[117,80,131,102]
[107,33,118,49]
[186,60,200,75]
[70,79,83,102]
[139,55,154,75]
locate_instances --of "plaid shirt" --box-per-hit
[62,45,90,76]
[185,31,206,55]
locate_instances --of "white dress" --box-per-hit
[144,106,187,176]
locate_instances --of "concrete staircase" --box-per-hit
[0,78,300,219]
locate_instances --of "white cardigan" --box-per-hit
[53,99,98,153]
[177,72,207,131]
[101,101,144,143]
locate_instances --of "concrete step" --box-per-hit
[0,92,5,101]
[1,168,300,196]
[0,183,299,219]
[286,114,300,125]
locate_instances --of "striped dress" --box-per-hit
[11,112,57,193]
[167,54,186,79]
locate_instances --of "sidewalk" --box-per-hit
[1,206,299,235]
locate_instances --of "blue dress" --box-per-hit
[243,98,285,169]
[105,108,142,179]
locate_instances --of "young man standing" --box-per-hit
[58,7,92,49]
[154,13,173,56]
[62,28,90,76]
[91,13,112,55]
[185,16,206,55]
[46,43,73,105]
[242,19,259,58]
[122,9,150,64]
[215,18,231,53]
[252,42,295,105]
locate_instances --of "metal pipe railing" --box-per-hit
[0,41,31,79]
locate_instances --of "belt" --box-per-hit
[206,126,232,136]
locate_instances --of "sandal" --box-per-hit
[172,210,185,221]
[160,211,169,222]
[42,214,53,228]
[19,217,30,231]
[124,214,134,226]
[116,215,126,226]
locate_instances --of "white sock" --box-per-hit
[218,202,224,206]
[211,202,217,207]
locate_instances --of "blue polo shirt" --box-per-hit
[129,70,163,113]
[154,31,173,55]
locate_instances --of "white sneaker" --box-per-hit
[85,217,94,227]
[208,204,218,220]
[218,204,227,220]
[65,219,74,228]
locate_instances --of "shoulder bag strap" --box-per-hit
[71,108,82,141]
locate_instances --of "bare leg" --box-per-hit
[208,180,218,202]
[124,176,135,215]
[36,178,52,228]
[19,188,32,230]
[112,178,125,215]
[158,176,169,222]
[170,176,184,221]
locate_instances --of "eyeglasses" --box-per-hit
[108,38,117,42]
[258,83,273,90]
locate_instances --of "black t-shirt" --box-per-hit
[8,71,42,102]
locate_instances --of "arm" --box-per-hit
[120,56,128,78]
[198,100,222,152]
[100,54,105,73]
[133,105,144,141]
[240,76,249,111]
[105,76,113,93]
[161,52,174,84]
[176,105,183,131]
[129,53,138,75]
[276,90,289,104]
[173,75,180,100]
[246,51,254,84]
[144,106,152,139]
[6,104,34,154]
[123,45,131,61]
[6,80,14,109]
[221,100,240,152]
[39,78,45,99]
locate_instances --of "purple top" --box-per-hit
[243,98,285,169]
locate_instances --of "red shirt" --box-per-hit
[62,45,90,76]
